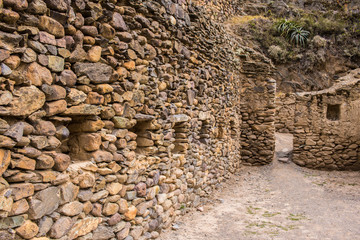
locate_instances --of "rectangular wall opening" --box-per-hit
[326,104,341,121]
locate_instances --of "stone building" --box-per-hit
[292,68,360,170]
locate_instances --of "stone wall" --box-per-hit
[0,0,260,239]
[240,53,276,165]
[275,92,295,133]
[293,68,360,170]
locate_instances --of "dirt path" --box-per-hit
[160,133,360,240]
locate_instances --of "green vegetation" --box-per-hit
[312,181,327,186]
[262,211,281,218]
[246,206,261,214]
[287,213,308,221]
[246,220,298,232]
[275,19,310,47]
[246,207,254,214]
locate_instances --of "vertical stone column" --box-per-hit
[241,78,276,165]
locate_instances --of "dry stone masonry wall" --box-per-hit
[275,93,295,133]
[293,69,360,170]
[0,0,277,239]
[240,53,276,165]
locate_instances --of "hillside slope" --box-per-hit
[195,0,360,92]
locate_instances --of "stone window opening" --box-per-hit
[326,104,341,121]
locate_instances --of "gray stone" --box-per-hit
[0,215,25,229]
[21,48,37,63]
[0,63,12,76]
[59,69,77,86]
[148,219,159,231]
[28,187,61,219]
[28,40,47,54]
[0,91,13,105]
[125,191,136,200]
[50,216,73,238]
[116,223,131,240]
[170,114,189,123]
[59,182,79,204]
[112,13,128,31]
[0,31,22,50]
[92,225,115,240]
[4,122,24,142]
[0,230,15,239]
[37,216,53,236]
[90,190,109,202]
[62,104,102,116]
[135,114,155,122]
[73,63,113,83]
[60,201,83,216]
[41,84,66,101]
[48,55,64,72]
[77,190,93,202]
[112,221,126,233]
[130,226,143,239]
[108,213,122,226]
[29,135,49,149]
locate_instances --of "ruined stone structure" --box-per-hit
[291,69,360,170]
[0,0,275,239]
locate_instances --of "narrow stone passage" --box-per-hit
[160,134,360,240]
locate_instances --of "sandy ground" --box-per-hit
[160,133,360,240]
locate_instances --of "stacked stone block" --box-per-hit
[240,56,276,165]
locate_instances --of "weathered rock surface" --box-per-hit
[50,216,73,238]
[68,217,102,239]
[28,187,60,219]
[0,86,45,116]
[73,63,113,83]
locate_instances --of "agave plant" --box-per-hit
[276,19,297,36]
[275,18,310,47]
[289,27,310,47]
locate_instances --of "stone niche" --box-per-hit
[292,68,360,170]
